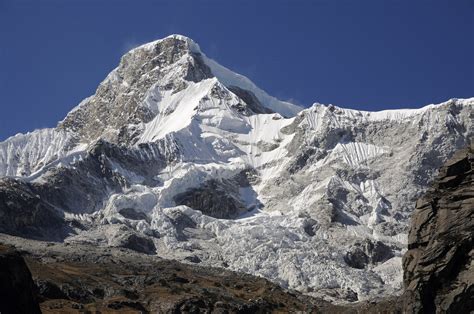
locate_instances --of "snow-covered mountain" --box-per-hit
[0,34,472,302]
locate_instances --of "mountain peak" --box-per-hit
[0,33,472,304]
[130,34,202,55]
[56,35,302,144]
[128,35,303,117]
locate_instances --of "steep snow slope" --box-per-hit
[202,55,301,117]
[0,34,472,303]
[0,129,75,177]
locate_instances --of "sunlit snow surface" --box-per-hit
[0,34,472,302]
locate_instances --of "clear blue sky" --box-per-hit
[0,0,472,141]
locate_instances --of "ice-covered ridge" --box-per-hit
[0,128,73,177]
[307,97,474,122]
[338,104,437,121]
[202,55,302,118]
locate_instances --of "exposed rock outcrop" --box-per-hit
[344,239,394,269]
[228,85,274,115]
[110,229,157,255]
[174,178,249,219]
[0,245,41,314]
[0,179,70,241]
[403,142,474,313]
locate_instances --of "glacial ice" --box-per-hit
[0,34,472,303]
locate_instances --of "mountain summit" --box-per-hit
[0,35,472,302]
[59,34,301,145]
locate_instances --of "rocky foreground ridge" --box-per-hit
[402,141,474,313]
[0,236,343,313]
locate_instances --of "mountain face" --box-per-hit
[403,141,473,313]
[0,34,472,302]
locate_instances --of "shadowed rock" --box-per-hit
[0,179,70,241]
[403,142,474,313]
[345,240,394,269]
[228,85,274,115]
[174,179,248,219]
[0,245,41,314]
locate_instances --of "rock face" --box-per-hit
[174,177,249,219]
[403,142,474,313]
[0,245,41,314]
[0,179,70,241]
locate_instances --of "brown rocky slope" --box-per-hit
[0,234,346,313]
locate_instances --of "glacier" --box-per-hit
[0,34,472,303]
